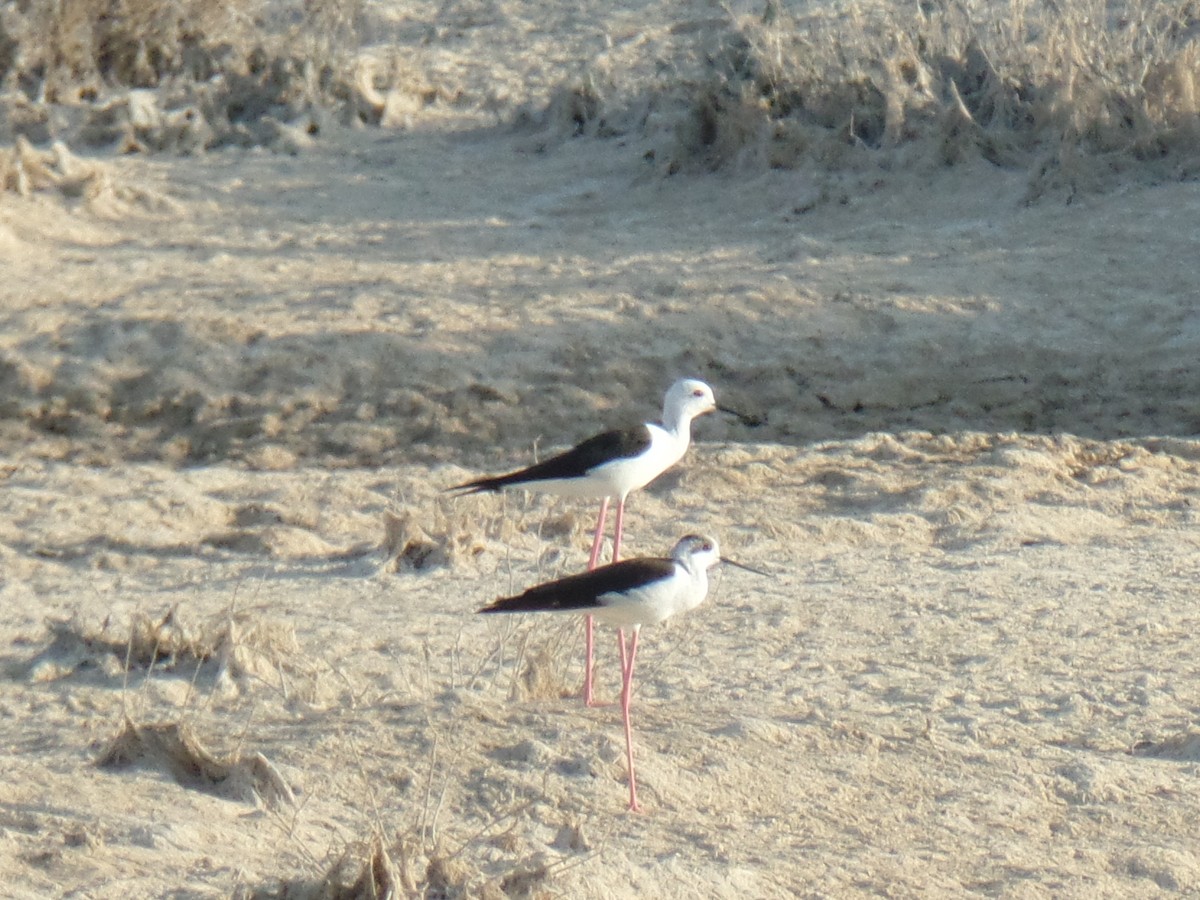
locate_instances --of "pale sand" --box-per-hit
[2,1,1200,896]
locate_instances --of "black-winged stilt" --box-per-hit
[451,378,725,706]
[478,533,766,811]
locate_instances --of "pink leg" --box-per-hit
[583,615,599,707]
[583,498,609,707]
[619,627,642,812]
[612,497,626,563]
[586,497,610,570]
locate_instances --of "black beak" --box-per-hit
[717,405,767,427]
[720,556,771,576]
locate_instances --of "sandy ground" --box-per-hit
[3,0,1200,896]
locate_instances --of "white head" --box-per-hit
[662,378,717,430]
[670,533,722,575]
[671,533,769,578]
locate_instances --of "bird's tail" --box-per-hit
[444,475,508,495]
[478,594,538,614]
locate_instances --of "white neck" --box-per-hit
[676,553,712,582]
[647,420,692,467]
[660,405,696,440]
[673,559,711,614]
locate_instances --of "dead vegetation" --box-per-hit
[27,607,214,682]
[25,604,319,701]
[0,0,385,154]
[0,0,248,100]
[381,509,491,574]
[656,0,1200,197]
[520,0,1200,198]
[1130,731,1200,760]
[0,134,177,210]
[379,489,587,578]
[254,828,564,900]
[97,716,296,809]
[1,0,1196,198]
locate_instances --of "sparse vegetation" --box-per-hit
[1,0,247,100]
[97,717,296,809]
[0,0,372,154]
[659,0,1200,195]
[260,819,570,899]
[0,134,179,211]
[2,0,1197,195]
[26,604,319,702]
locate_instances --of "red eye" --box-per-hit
[692,389,705,397]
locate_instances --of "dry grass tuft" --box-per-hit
[96,716,296,809]
[565,0,1200,197]
[258,828,559,899]
[536,80,605,138]
[422,851,475,898]
[273,833,413,900]
[512,642,574,703]
[0,135,178,213]
[0,0,386,154]
[1131,731,1200,760]
[381,508,492,573]
[27,607,212,682]
[1,0,244,101]
[496,862,553,898]
[212,610,314,700]
[352,53,453,129]
[26,605,314,700]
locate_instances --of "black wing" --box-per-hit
[479,558,676,614]
[449,426,651,494]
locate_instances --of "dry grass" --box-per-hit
[26,607,215,683]
[251,742,591,900]
[0,0,239,102]
[0,135,178,211]
[0,0,372,152]
[1,0,1193,196]
[260,826,564,900]
[380,508,491,573]
[653,0,1200,196]
[25,603,322,702]
[97,717,297,809]
[0,0,363,100]
[1130,731,1200,760]
[242,642,588,899]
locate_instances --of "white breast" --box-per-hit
[518,424,687,501]
[587,424,687,498]
[591,565,709,629]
